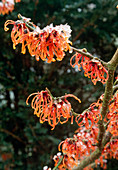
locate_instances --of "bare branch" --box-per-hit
[0,128,26,144]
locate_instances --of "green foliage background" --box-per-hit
[0,0,118,169]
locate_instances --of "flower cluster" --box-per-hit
[94,156,108,170]
[70,52,108,85]
[102,138,118,160]
[107,114,118,137]
[47,90,117,169]
[0,0,21,15]
[95,138,118,170]
[26,89,81,130]
[56,125,98,169]
[70,52,89,71]
[106,91,118,137]
[75,95,103,128]
[4,15,72,63]
[53,152,76,170]
[86,137,118,170]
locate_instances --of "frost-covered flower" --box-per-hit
[4,16,72,63]
[0,0,21,15]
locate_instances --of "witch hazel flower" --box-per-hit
[70,52,90,71]
[70,52,108,85]
[0,0,14,15]
[0,0,21,15]
[105,91,118,136]
[102,139,118,161]
[4,15,72,63]
[82,58,109,85]
[26,88,81,130]
[57,125,98,169]
[53,150,77,170]
[75,98,102,129]
[32,23,72,63]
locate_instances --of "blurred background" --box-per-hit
[0,0,118,169]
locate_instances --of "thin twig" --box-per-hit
[29,124,46,149]
[71,46,108,67]
[52,155,64,170]
[0,128,26,144]
[113,84,118,92]
[18,14,36,31]
[46,87,54,98]
[114,79,118,85]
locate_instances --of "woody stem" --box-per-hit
[97,49,118,149]
[72,48,118,170]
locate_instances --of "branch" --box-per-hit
[70,47,93,59]
[73,149,101,170]
[72,49,118,170]
[97,67,114,150]
[100,49,118,120]
[97,49,118,149]
[73,22,93,42]
[102,132,112,146]
[29,124,46,149]
[73,131,112,170]
[0,128,26,144]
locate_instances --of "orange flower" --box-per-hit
[26,90,53,122]
[82,59,109,85]
[31,24,72,63]
[0,0,21,15]
[76,99,102,129]
[108,91,118,114]
[107,113,118,137]
[15,0,21,2]
[4,19,35,54]
[106,91,118,136]
[70,53,108,85]
[57,125,98,169]
[70,52,90,71]
[53,152,77,170]
[53,152,64,169]
[4,16,72,63]
[26,89,81,130]
[102,139,118,161]
[0,0,14,15]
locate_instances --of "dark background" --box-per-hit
[0,0,118,169]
